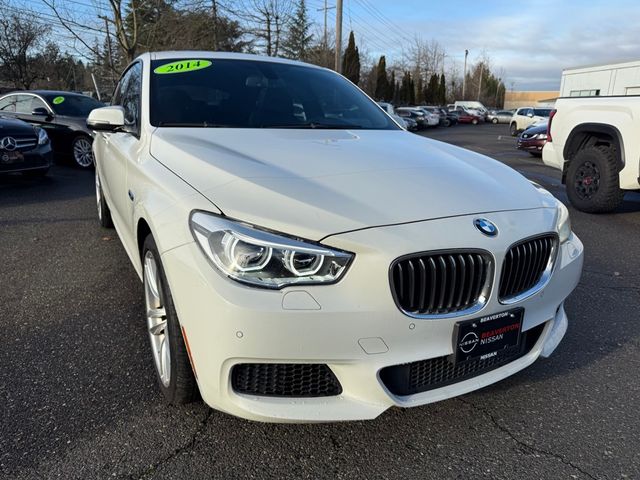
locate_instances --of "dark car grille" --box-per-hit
[390,251,492,316]
[499,235,556,301]
[231,363,342,397]
[379,322,545,396]
[0,135,38,152]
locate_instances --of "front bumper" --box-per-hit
[161,209,583,422]
[0,144,53,174]
[517,138,546,152]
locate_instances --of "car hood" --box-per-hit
[150,128,553,240]
[0,115,36,136]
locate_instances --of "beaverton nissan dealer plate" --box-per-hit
[451,308,524,364]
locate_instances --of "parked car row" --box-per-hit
[0,90,104,175]
[377,103,491,131]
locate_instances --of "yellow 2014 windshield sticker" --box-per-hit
[153,59,212,74]
[52,96,65,104]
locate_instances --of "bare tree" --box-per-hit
[43,0,138,66]
[0,1,51,88]
[238,0,292,56]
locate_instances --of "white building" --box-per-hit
[560,60,640,97]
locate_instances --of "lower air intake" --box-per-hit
[231,363,342,397]
[379,323,545,396]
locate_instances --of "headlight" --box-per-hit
[36,127,49,145]
[533,133,548,140]
[556,201,571,244]
[189,212,354,288]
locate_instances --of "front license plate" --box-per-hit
[451,308,524,364]
[0,151,23,164]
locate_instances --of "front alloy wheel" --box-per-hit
[144,250,171,388]
[142,235,199,404]
[72,136,94,168]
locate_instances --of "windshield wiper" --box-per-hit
[263,122,364,129]
[157,122,235,127]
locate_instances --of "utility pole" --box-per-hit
[334,0,343,72]
[462,49,468,99]
[317,1,335,67]
[495,78,501,107]
[477,62,484,101]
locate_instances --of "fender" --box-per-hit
[562,122,625,171]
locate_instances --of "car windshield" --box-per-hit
[149,58,398,129]
[533,108,552,117]
[44,94,104,117]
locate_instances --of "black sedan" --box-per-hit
[0,115,53,177]
[0,91,104,168]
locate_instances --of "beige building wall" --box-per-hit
[504,91,559,109]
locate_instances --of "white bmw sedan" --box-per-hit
[88,52,583,423]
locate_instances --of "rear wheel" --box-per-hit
[95,171,113,228]
[72,135,94,169]
[492,118,498,124]
[444,119,451,127]
[510,123,518,136]
[566,145,624,213]
[143,235,199,404]
[472,118,478,125]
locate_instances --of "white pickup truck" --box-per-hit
[543,96,640,212]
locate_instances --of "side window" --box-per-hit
[112,70,131,107]
[14,95,32,114]
[114,62,142,136]
[0,96,17,112]
[30,97,48,112]
[122,63,142,134]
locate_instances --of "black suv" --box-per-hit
[0,115,53,177]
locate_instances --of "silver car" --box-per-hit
[488,110,515,124]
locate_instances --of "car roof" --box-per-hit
[142,51,326,71]
[1,90,90,98]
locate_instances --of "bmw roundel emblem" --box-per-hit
[474,218,498,237]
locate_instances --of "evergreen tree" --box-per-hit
[400,71,414,105]
[415,75,424,104]
[389,70,396,102]
[341,31,360,84]
[281,0,313,60]
[374,56,390,101]
[439,73,447,105]
[425,73,439,104]
[409,75,415,105]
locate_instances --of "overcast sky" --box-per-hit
[310,0,640,90]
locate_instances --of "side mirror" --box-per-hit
[527,112,534,117]
[32,107,51,117]
[87,106,125,132]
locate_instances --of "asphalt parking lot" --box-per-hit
[1,123,639,479]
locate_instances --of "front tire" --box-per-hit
[143,235,199,404]
[566,145,625,213]
[472,118,478,125]
[510,123,518,136]
[492,118,498,124]
[72,135,94,169]
[95,171,113,228]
